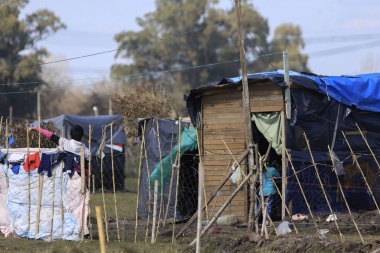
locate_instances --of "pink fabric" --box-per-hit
[35,127,53,139]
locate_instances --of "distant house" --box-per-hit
[186,70,380,222]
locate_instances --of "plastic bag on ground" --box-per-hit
[276,221,292,235]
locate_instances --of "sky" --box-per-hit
[22,0,380,82]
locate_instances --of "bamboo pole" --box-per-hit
[80,147,86,241]
[135,121,146,242]
[155,119,164,240]
[95,206,106,253]
[196,162,204,253]
[144,127,152,243]
[151,180,158,244]
[61,125,65,237]
[87,125,93,239]
[284,148,319,230]
[304,133,345,242]
[197,130,208,220]
[259,157,267,238]
[189,169,254,246]
[172,117,182,243]
[356,123,380,171]
[328,145,364,244]
[342,132,380,215]
[50,169,56,241]
[26,121,31,233]
[110,123,121,242]
[5,119,9,188]
[35,117,43,239]
[100,126,109,242]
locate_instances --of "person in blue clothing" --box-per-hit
[258,161,281,225]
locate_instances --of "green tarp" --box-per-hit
[150,126,197,188]
[252,112,282,154]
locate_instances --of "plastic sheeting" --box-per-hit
[0,149,88,241]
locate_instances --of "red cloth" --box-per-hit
[24,152,41,172]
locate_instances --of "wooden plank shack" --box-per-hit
[199,80,284,222]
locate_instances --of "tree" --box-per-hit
[111,0,309,113]
[0,0,66,119]
[267,23,309,72]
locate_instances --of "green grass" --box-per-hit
[90,178,138,220]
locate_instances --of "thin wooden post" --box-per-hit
[304,133,345,242]
[151,180,158,244]
[80,147,86,241]
[328,146,364,244]
[235,0,256,232]
[26,121,31,233]
[155,120,164,241]
[100,126,109,242]
[196,162,204,253]
[172,117,181,243]
[280,111,287,220]
[254,191,278,237]
[50,170,56,242]
[95,206,106,253]
[342,132,380,215]
[144,127,152,243]
[135,121,146,242]
[110,123,121,242]
[87,125,93,239]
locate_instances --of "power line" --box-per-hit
[308,39,380,58]
[304,33,380,44]
[0,51,284,90]
[1,18,237,72]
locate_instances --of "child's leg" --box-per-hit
[265,195,274,221]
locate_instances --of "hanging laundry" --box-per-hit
[10,164,20,175]
[0,151,6,164]
[38,153,61,177]
[24,152,41,172]
[7,153,25,164]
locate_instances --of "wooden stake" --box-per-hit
[196,162,204,253]
[284,148,319,230]
[155,120,164,240]
[328,145,364,244]
[342,132,380,215]
[100,126,109,242]
[143,127,152,243]
[35,115,43,239]
[135,121,146,242]
[26,121,31,233]
[80,147,86,241]
[151,180,158,244]
[95,206,106,253]
[87,125,93,239]
[50,169,56,242]
[110,123,121,242]
[172,117,182,243]
[304,133,345,242]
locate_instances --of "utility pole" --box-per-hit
[234,0,256,232]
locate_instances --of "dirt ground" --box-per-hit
[172,210,380,253]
